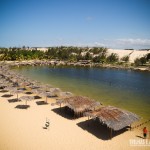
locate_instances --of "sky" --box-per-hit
[0,0,150,49]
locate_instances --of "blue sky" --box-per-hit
[0,0,150,49]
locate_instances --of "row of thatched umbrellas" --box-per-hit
[0,64,140,139]
[0,64,73,106]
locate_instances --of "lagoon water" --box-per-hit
[16,66,150,122]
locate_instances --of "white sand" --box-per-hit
[107,49,149,63]
[0,92,149,150]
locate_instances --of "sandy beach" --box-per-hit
[0,90,149,150]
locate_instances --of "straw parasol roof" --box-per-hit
[52,96,101,115]
[56,91,73,99]
[85,106,140,131]
[19,95,34,105]
[38,91,55,102]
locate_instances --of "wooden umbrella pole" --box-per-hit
[88,116,89,126]
[110,128,112,139]
[60,103,62,111]
[130,124,132,131]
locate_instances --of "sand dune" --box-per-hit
[0,92,149,150]
[107,49,149,63]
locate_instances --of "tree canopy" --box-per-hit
[0,47,149,67]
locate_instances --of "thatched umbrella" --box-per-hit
[3,86,14,95]
[3,85,17,95]
[52,96,101,117]
[11,88,25,100]
[0,78,8,89]
[19,95,34,105]
[57,91,73,98]
[29,84,41,90]
[50,88,61,95]
[41,84,53,91]
[39,91,56,103]
[18,79,31,88]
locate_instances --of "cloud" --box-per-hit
[49,38,150,49]
[116,39,150,46]
[86,16,93,21]
[74,42,105,47]
[94,42,105,47]
[100,38,150,49]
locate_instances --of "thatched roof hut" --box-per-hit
[52,96,101,117]
[85,106,140,131]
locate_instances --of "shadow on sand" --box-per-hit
[136,135,145,139]
[36,101,48,105]
[34,96,42,99]
[77,119,128,140]
[0,90,8,93]
[25,92,33,95]
[1,94,13,98]
[51,106,74,120]
[15,105,30,109]
[8,98,21,103]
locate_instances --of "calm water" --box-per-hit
[16,66,150,122]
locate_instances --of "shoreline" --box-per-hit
[0,92,148,150]
[1,60,150,72]
[0,61,150,150]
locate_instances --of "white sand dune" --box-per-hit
[107,49,149,63]
[0,92,149,150]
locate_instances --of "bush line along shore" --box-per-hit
[0,47,150,71]
[1,59,150,72]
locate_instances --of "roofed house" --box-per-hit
[85,106,140,138]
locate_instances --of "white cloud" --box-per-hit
[94,42,105,47]
[116,39,150,46]
[74,42,105,47]
[100,38,150,49]
[48,38,150,49]
[86,16,93,21]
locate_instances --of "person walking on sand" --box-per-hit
[143,127,148,139]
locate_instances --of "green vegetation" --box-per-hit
[106,53,119,63]
[146,53,150,61]
[121,55,129,62]
[0,47,107,62]
[89,47,107,54]
[134,53,150,66]
[134,57,147,66]
[0,47,149,67]
[0,48,45,61]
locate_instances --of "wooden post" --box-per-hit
[130,124,132,131]
[110,128,112,139]
[88,116,89,127]
[60,103,61,111]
